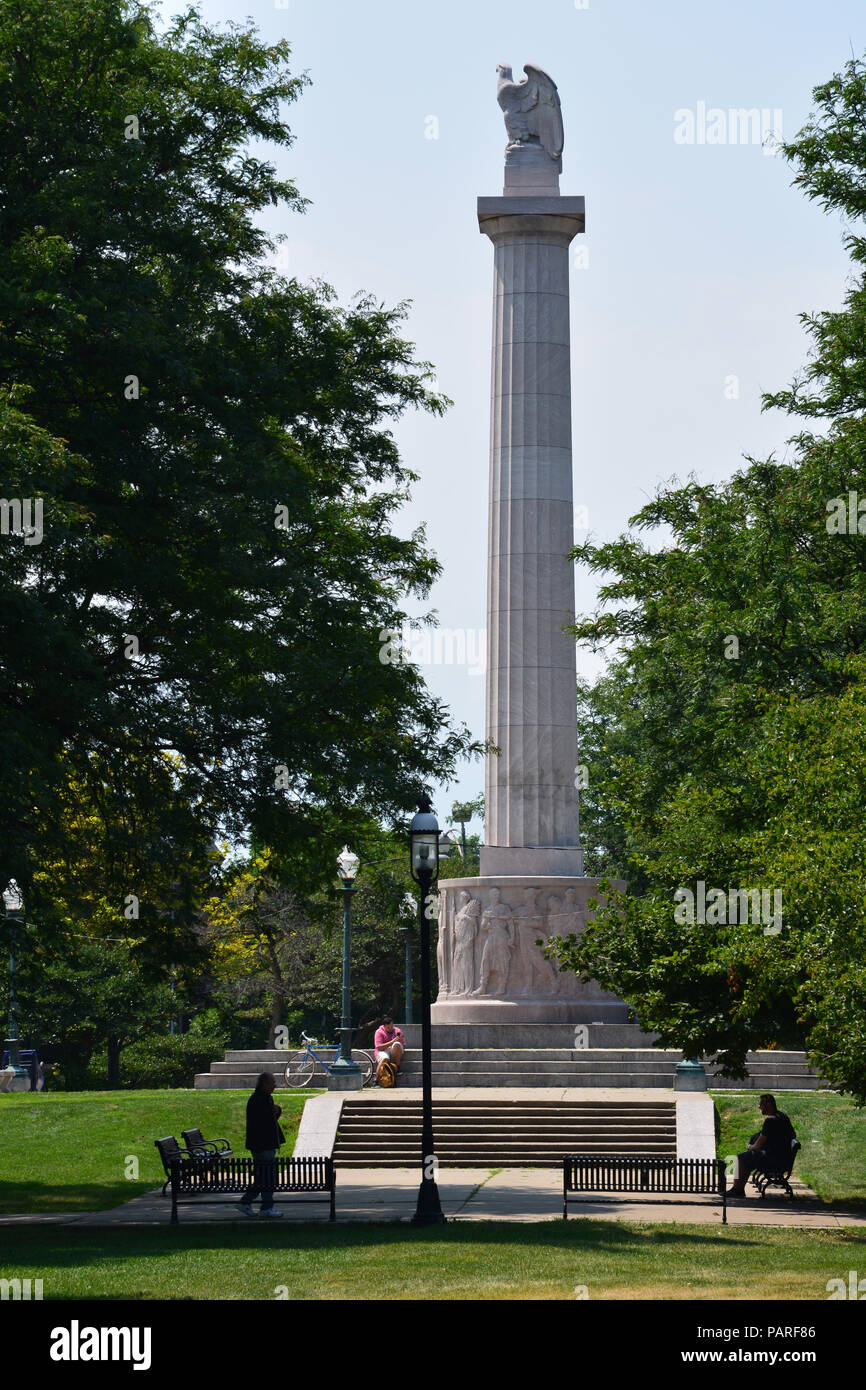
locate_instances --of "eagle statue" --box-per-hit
[496,63,564,171]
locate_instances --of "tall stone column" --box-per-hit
[432,64,625,1027]
[479,184,585,879]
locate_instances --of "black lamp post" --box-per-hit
[409,793,446,1225]
[329,846,364,1091]
[2,880,29,1088]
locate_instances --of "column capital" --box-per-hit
[478,195,585,245]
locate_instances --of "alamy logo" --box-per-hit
[0,1277,43,1299]
[674,881,782,934]
[0,497,43,545]
[49,1321,152,1371]
[826,1270,866,1299]
[673,102,782,154]
[378,625,486,676]
[826,491,866,534]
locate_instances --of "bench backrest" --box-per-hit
[181,1128,207,1153]
[155,1136,186,1174]
[170,1154,333,1193]
[564,1155,724,1194]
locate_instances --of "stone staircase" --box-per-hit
[194,1040,823,1091]
[393,1047,823,1090]
[331,1097,677,1167]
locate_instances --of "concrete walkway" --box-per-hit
[1,1168,863,1229]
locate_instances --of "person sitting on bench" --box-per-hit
[373,1016,404,1084]
[727,1093,796,1198]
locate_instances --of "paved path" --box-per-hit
[1,1169,863,1228]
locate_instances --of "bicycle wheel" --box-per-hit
[284,1050,315,1087]
[352,1050,375,1087]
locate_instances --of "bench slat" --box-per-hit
[563,1155,726,1223]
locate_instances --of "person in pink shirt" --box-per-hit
[373,1016,405,1084]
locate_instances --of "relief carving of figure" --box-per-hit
[546,892,579,996]
[472,886,516,997]
[450,891,481,997]
[435,893,451,996]
[514,886,557,996]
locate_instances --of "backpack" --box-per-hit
[379,1059,397,1088]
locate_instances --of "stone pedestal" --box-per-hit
[327,1071,365,1092]
[431,875,626,1026]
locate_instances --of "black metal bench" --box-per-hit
[155,1137,195,1195]
[563,1154,728,1223]
[181,1128,233,1162]
[750,1138,802,1200]
[154,1141,336,1224]
[155,1135,237,1196]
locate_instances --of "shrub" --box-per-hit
[90,1024,230,1089]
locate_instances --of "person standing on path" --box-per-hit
[237,1072,285,1217]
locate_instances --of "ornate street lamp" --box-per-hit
[2,880,29,1089]
[329,846,364,1091]
[409,794,445,1225]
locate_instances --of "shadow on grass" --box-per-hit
[0,1180,162,1215]
[0,1217,801,1274]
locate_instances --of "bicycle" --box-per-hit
[284,1031,375,1088]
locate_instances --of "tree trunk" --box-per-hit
[107,1035,121,1088]
[262,931,285,1047]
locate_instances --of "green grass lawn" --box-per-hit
[2,1088,865,1301]
[712,1091,866,1209]
[2,1221,864,1300]
[3,1086,864,1227]
[0,1089,319,1214]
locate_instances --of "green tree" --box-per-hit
[13,933,175,1085]
[200,827,425,1045]
[555,53,866,1099]
[0,0,475,925]
[449,794,484,860]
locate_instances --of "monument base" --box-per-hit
[433,874,626,1025]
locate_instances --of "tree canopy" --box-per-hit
[0,0,475,949]
[554,54,866,1102]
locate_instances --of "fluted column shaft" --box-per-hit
[477,198,585,877]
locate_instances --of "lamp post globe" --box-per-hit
[330,847,364,1091]
[409,794,446,1225]
[2,880,29,1089]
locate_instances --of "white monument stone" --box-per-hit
[433,63,626,1025]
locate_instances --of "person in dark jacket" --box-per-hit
[727,1094,796,1198]
[237,1072,286,1217]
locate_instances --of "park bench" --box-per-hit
[562,1154,728,1224]
[154,1139,336,1224]
[155,1134,233,1194]
[181,1128,233,1162]
[750,1137,802,1200]
[155,1137,195,1194]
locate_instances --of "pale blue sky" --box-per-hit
[184,0,863,825]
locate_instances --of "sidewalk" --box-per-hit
[1,1168,863,1228]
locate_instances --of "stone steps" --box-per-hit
[195,1045,824,1090]
[331,1098,677,1167]
[395,1050,822,1090]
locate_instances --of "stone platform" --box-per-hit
[433,874,627,1024]
[194,1024,825,1090]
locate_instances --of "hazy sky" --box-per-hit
[188,0,862,827]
